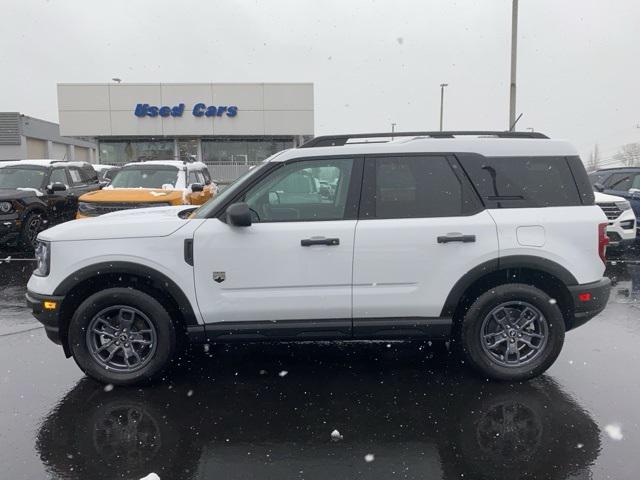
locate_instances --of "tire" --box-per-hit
[68,287,176,386]
[19,212,44,250]
[459,283,565,381]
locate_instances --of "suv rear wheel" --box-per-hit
[460,284,565,381]
[68,288,176,385]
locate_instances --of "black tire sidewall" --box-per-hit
[461,283,565,381]
[69,287,176,386]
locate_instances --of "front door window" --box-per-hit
[243,158,354,222]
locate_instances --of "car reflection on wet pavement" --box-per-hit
[1,258,639,479]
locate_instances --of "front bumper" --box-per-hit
[26,290,65,346]
[0,217,21,245]
[567,277,611,330]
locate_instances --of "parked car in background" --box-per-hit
[590,167,640,237]
[0,160,100,250]
[92,164,121,185]
[27,131,611,385]
[593,191,636,251]
[75,160,218,218]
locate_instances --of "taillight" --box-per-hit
[598,222,609,264]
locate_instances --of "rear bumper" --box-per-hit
[567,277,611,330]
[25,290,65,346]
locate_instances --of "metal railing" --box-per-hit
[205,160,262,184]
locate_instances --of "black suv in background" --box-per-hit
[0,160,99,250]
[590,167,640,235]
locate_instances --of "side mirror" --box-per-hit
[593,182,605,192]
[190,183,204,193]
[226,202,252,227]
[47,182,67,193]
[629,188,640,197]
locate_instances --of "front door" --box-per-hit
[352,155,499,327]
[193,156,362,325]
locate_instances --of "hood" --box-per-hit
[594,191,626,203]
[39,206,192,242]
[0,188,42,201]
[79,188,185,203]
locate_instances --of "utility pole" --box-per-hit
[439,83,448,131]
[509,0,519,130]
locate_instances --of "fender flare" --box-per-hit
[54,261,199,326]
[440,255,578,317]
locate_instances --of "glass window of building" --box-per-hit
[201,139,293,165]
[99,140,175,165]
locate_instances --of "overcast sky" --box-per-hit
[2,0,639,163]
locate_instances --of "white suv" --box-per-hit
[594,191,636,249]
[26,131,612,385]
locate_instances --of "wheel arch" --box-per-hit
[55,262,199,356]
[441,256,577,330]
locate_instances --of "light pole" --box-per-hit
[391,122,397,139]
[439,83,448,131]
[508,0,519,130]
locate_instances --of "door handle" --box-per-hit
[437,234,476,244]
[301,237,340,247]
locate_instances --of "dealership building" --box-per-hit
[0,112,97,162]
[57,82,314,181]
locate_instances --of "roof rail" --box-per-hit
[299,130,549,148]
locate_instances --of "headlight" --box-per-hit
[34,240,51,277]
[615,201,631,211]
[0,201,12,213]
[78,202,98,215]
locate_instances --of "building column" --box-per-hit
[67,144,75,161]
[46,140,54,158]
[89,147,95,163]
[196,139,203,162]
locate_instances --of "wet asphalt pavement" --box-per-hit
[1,258,640,479]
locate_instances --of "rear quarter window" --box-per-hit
[458,155,584,208]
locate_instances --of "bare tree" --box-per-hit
[586,144,601,172]
[613,142,640,167]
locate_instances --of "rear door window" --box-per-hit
[68,168,83,185]
[360,155,479,219]
[458,155,582,208]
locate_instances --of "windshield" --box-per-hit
[192,163,269,218]
[0,167,46,189]
[110,167,179,188]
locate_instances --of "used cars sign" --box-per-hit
[134,103,238,118]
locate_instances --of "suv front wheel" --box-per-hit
[68,288,176,385]
[460,284,565,381]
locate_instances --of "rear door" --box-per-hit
[352,154,499,331]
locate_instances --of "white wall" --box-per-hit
[58,83,314,137]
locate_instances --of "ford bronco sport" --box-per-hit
[75,160,217,218]
[26,131,611,385]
